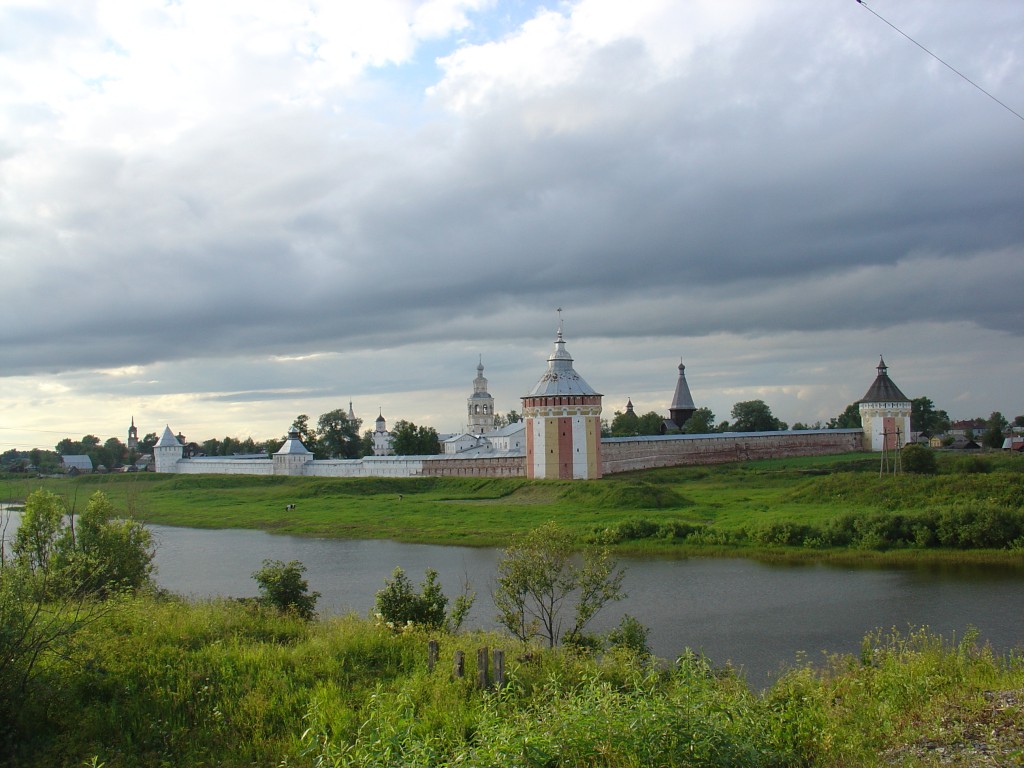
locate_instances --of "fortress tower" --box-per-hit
[668,361,696,429]
[274,424,313,475]
[858,356,912,452]
[153,424,183,473]
[467,357,495,435]
[522,322,603,479]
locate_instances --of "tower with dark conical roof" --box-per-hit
[668,361,696,429]
[127,416,139,450]
[467,357,495,435]
[858,356,912,452]
[521,318,603,479]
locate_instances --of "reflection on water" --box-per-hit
[4,507,1023,688]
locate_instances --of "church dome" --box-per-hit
[525,328,600,398]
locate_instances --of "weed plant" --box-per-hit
[6,591,1024,767]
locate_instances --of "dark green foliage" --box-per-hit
[683,406,717,434]
[252,559,319,620]
[954,456,992,474]
[730,400,787,432]
[607,613,651,656]
[390,420,441,455]
[911,396,951,434]
[827,402,862,429]
[375,567,448,630]
[901,444,937,474]
[316,408,363,459]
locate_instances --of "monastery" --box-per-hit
[154,327,902,479]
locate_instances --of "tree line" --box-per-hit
[604,396,1024,444]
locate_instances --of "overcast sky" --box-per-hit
[2,0,1022,452]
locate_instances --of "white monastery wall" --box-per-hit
[156,430,865,478]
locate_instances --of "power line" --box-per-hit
[855,0,1024,124]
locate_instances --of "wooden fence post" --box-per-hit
[453,650,464,679]
[493,648,505,689]
[427,640,439,672]
[477,646,489,689]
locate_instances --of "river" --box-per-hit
[4,507,1023,688]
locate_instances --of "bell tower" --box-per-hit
[467,357,495,434]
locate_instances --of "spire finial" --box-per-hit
[556,307,563,337]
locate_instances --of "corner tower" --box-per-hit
[521,322,603,479]
[858,356,912,452]
[153,425,183,473]
[668,361,696,429]
[467,357,495,434]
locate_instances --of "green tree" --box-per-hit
[494,522,625,648]
[100,437,127,469]
[492,410,521,428]
[12,490,64,577]
[390,421,440,455]
[911,397,951,434]
[983,411,1009,449]
[682,407,716,434]
[827,402,862,429]
[317,409,363,459]
[637,411,666,435]
[609,409,639,436]
[252,560,319,620]
[292,414,318,453]
[57,491,154,596]
[730,400,786,432]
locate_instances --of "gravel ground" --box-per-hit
[882,690,1024,766]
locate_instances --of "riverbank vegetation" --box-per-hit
[3,451,1023,563]
[4,488,1023,766]
[3,593,1023,767]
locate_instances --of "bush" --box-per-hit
[375,567,448,630]
[252,560,319,620]
[953,456,992,474]
[901,444,937,475]
[607,614,651,656]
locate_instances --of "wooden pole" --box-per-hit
[493,648,505,689]
[453,650,464,679]
[427,639,439,672]
[477,646,489,689]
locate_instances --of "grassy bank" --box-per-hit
[7,595,1024,767]
[3,451,1024,563]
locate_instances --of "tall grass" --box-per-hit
[9,593,1024,767]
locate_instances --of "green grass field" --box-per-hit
[4,451,1023,562]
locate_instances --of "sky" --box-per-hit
[2,0,1023,452]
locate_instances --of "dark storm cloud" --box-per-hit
[1,0,1022,404]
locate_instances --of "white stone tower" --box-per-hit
[858,356,912,452]
[153,425,183,473]
[274,424,313,475]
[467,357,495,435]
[522,319,603,479]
